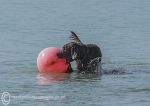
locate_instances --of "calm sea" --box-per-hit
[0,0,150,106]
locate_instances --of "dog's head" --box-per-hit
[57,42,74,62]
[57,31,83,62]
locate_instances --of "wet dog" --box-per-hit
[57,31,102,73]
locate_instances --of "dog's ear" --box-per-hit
[70,31,83,45]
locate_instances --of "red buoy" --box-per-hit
[37,47,69,73]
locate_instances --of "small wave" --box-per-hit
[128,88,150,92]
[101,65,129,75]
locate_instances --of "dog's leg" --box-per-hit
[76,60,84,73]
[67,63,73,73]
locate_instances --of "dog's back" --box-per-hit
[86,44,102,62]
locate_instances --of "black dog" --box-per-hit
[58,31,102,73]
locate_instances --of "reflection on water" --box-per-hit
[37,72,102,85]
[37,73,69,85]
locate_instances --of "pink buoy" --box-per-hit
[37,47,69,73]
